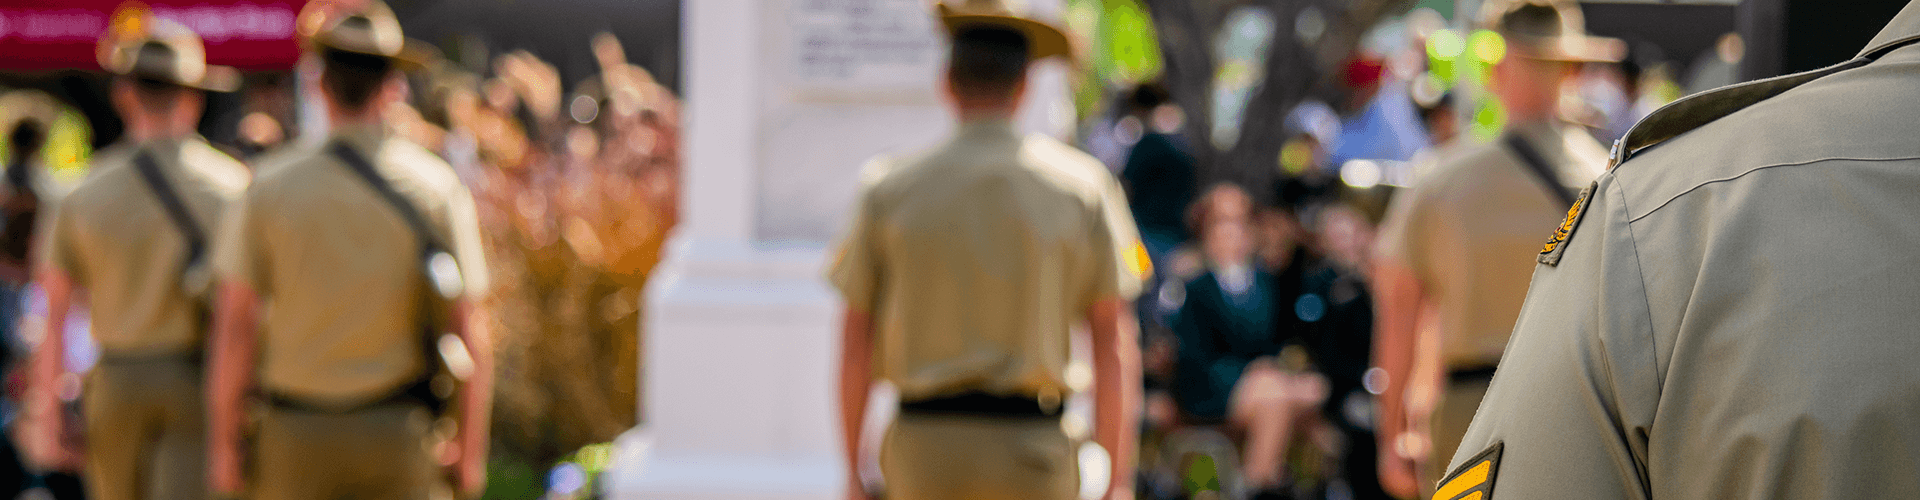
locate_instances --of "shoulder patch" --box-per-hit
[1126,240,1153,281]
[1538,181,1597,266]
[1432,442,1502,500]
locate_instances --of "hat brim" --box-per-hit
[1508,34,1626,63]
[188,65,241,92]
[312,37,439,71]
[940,13,1074,62]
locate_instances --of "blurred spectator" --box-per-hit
[1414,91,1456,148]
[1289,189,1392,500]
[1171,184,1327,494]
[1,120,44,285]
[234,112,285,160]
[1119,83,1197,266]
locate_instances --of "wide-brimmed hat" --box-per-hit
[1482,0,1625,63]
[96,5,240,92]
[935,0,1074,62]
[298,1,436,70]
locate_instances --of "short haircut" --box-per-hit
[948,26,1030,99]
[119,75,191,118]
[8,120,43,164]
[320,48,396,111]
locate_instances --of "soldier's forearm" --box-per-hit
[36,271,71,388]
[207,281,259,462]
[1089,298,1140,495]
[1370,261,1426,455]
[838,308,874,495]
[456,301,494,484]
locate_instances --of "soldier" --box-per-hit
[205,3,493,498]
[1437,2,1920,498]
[1367,0,1616,496]
[829,1,1146,499]
[29,13,246,500]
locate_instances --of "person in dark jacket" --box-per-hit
[1172,185,1325,491]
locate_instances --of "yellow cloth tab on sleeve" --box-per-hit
[1434,442,1503,500]
[1125,240,1153,280]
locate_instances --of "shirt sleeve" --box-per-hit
[826,160,890,312]
[1081,175,1148,307]
[210,190,269,293]
[445,184,491,300]
[1441,175,1658,499]
[1371,178,1434,277]
[38,198,84,283]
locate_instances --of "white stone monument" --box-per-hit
[605,0,1072,498]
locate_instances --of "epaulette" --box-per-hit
[1610,32,1920,169]
[1607,60,1863,169]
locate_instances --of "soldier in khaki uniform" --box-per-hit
[205,3,494,499]
[29,14,245,500]
[1368,1,1614,496]
[1438,2,1920,498]
[830,2,1145,499]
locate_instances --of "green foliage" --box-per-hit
[1182,453,1221,493]
[483,454,547,500]
[1103,0,1162,84]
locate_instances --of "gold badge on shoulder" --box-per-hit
[1432,442,1502,500]
[1539,182,1598,266]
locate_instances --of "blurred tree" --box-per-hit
[1138,0,1413,189]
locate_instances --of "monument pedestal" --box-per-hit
[606,238,841,500]
[606,0,1070,497]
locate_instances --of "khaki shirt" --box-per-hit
[43,136,248,355]
[212,126,489,405]
[1373,121,1606,368]
[828,119,1146,402]
[1443,7,1920,498]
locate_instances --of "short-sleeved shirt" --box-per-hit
[212,126,490,406]
[1372,121,1605,369]
[1445,11,1920,497]
[827,119,1147,402]
[43,136,248,355]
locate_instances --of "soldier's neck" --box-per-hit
[956,107,1016,123]
[327,103,385,133]
[123,121,193,144]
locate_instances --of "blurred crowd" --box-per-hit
[0,27,679,499]
[1093,6,1716,499]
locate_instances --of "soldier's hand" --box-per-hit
[447,440,486,497]
[844,485,874,500]
[210,441,245,496]
[1378,429,1429,499]
[20,371,74,471]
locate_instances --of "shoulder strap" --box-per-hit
[328,141,444,252]
[1502,133,1578,208]
[132,151,207,266]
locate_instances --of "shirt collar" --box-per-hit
[956,117,1017,140]
[1860,2,1920,59]
[136,135,200,162]
[330,124,388,154]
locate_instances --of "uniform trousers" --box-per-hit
[83,355,205,500]
[251,403,445,500]
[882,413,1078,500]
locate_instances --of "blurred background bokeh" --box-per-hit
[0,0,1908,498]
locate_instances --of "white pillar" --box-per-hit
[606,1,1070,497]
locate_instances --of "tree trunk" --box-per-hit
[1138,0,1415,193]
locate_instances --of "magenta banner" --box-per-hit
[0,0,308,71]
